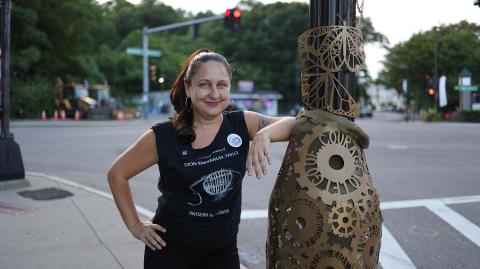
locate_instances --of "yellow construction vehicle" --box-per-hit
[54,80,97,118]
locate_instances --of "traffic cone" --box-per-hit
[60,110,66,121]
[74,110,81,121]
[116,111,124,121]
[53,110,59,121]
[41,110,47,121]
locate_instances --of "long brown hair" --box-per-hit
[170,48,232,144]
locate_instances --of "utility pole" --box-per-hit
[0,0,26,183]
[433,26,439,110]
[309,0,357,115]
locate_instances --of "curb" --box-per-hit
[26,171,249,269]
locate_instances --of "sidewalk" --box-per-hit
[0,174,248,269]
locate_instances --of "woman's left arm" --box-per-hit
[244,111,295,179]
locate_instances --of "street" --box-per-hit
[11,112,480,269]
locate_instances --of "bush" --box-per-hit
[11,78,55,119]
[462,110,480,122]
[420,108,441,122]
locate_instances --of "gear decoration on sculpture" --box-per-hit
[365,189,382,223]
[359,149,373,187]
[309,245,359,269]
[277,253,306,269]
[328,202,361,239]
[356,220,382,269]
[278,196,328,251]
[294,124,369,206]
[298,25,365,117]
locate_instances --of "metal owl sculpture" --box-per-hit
[266,2,382,268]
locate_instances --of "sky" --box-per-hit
[99,0,480,79]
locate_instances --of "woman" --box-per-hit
[107,48,295,268]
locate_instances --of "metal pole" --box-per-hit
[140,15,225,119]
[433,26,439,110]
[142,27,149,119]
[309,0,357,121]
[0,0,11,138]
[267,2,381,268]
[0,0,25,181]
[147,15,223,34]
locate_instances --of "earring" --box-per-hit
[185,97,192,112]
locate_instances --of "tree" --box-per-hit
[10,0,387,117]
[379,21,480,110]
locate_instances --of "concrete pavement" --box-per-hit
[0,173,248,269]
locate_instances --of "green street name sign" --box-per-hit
[454,85,478,91]
[126,47,161,57]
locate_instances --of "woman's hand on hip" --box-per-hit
[247,130,272,179]
[129,220,167,251]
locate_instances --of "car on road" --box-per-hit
[359,105,373,118]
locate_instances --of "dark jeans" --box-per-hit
[144,237,239,269]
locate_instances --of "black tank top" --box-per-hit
[151,111,249,249]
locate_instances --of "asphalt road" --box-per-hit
[11,112,480,269]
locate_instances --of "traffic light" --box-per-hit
[427,87,435,96]
[150,65,157,81]
[424,74,435,105]
[224,8,242,32]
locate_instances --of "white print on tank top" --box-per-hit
[187,168,241,206]
[184,150,239,167]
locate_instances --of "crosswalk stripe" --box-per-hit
[381,195,480,210]
[32,171,480,268]
[380,225,417,269]
[426,202,480,248]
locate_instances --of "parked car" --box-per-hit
[359,105,373,118]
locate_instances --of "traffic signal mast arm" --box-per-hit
[146,15,223,34]
[140,9,241,119]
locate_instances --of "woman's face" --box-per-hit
[185,61,231,119]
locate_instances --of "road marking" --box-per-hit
[30,171,480,269]
[26,171,155,218]
[380,195,480,210]
[28,172,249,267]
[241,209,268,220]
[239,195,480,220]
[386,144,409,150]
[380,224,417,269]
[426,202,480,248]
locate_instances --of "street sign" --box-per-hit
[454,85,478,91]
[126,47,161,57]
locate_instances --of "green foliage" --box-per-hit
[379,21,480,110]
[419,108,441,122]
[11,78,55,118]
[10,0,387,117]
[361,17,389,46]
[461,110,480,122]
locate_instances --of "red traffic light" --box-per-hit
[427,88,435,96]
[224,8,241,32]
[233,9,242,19]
